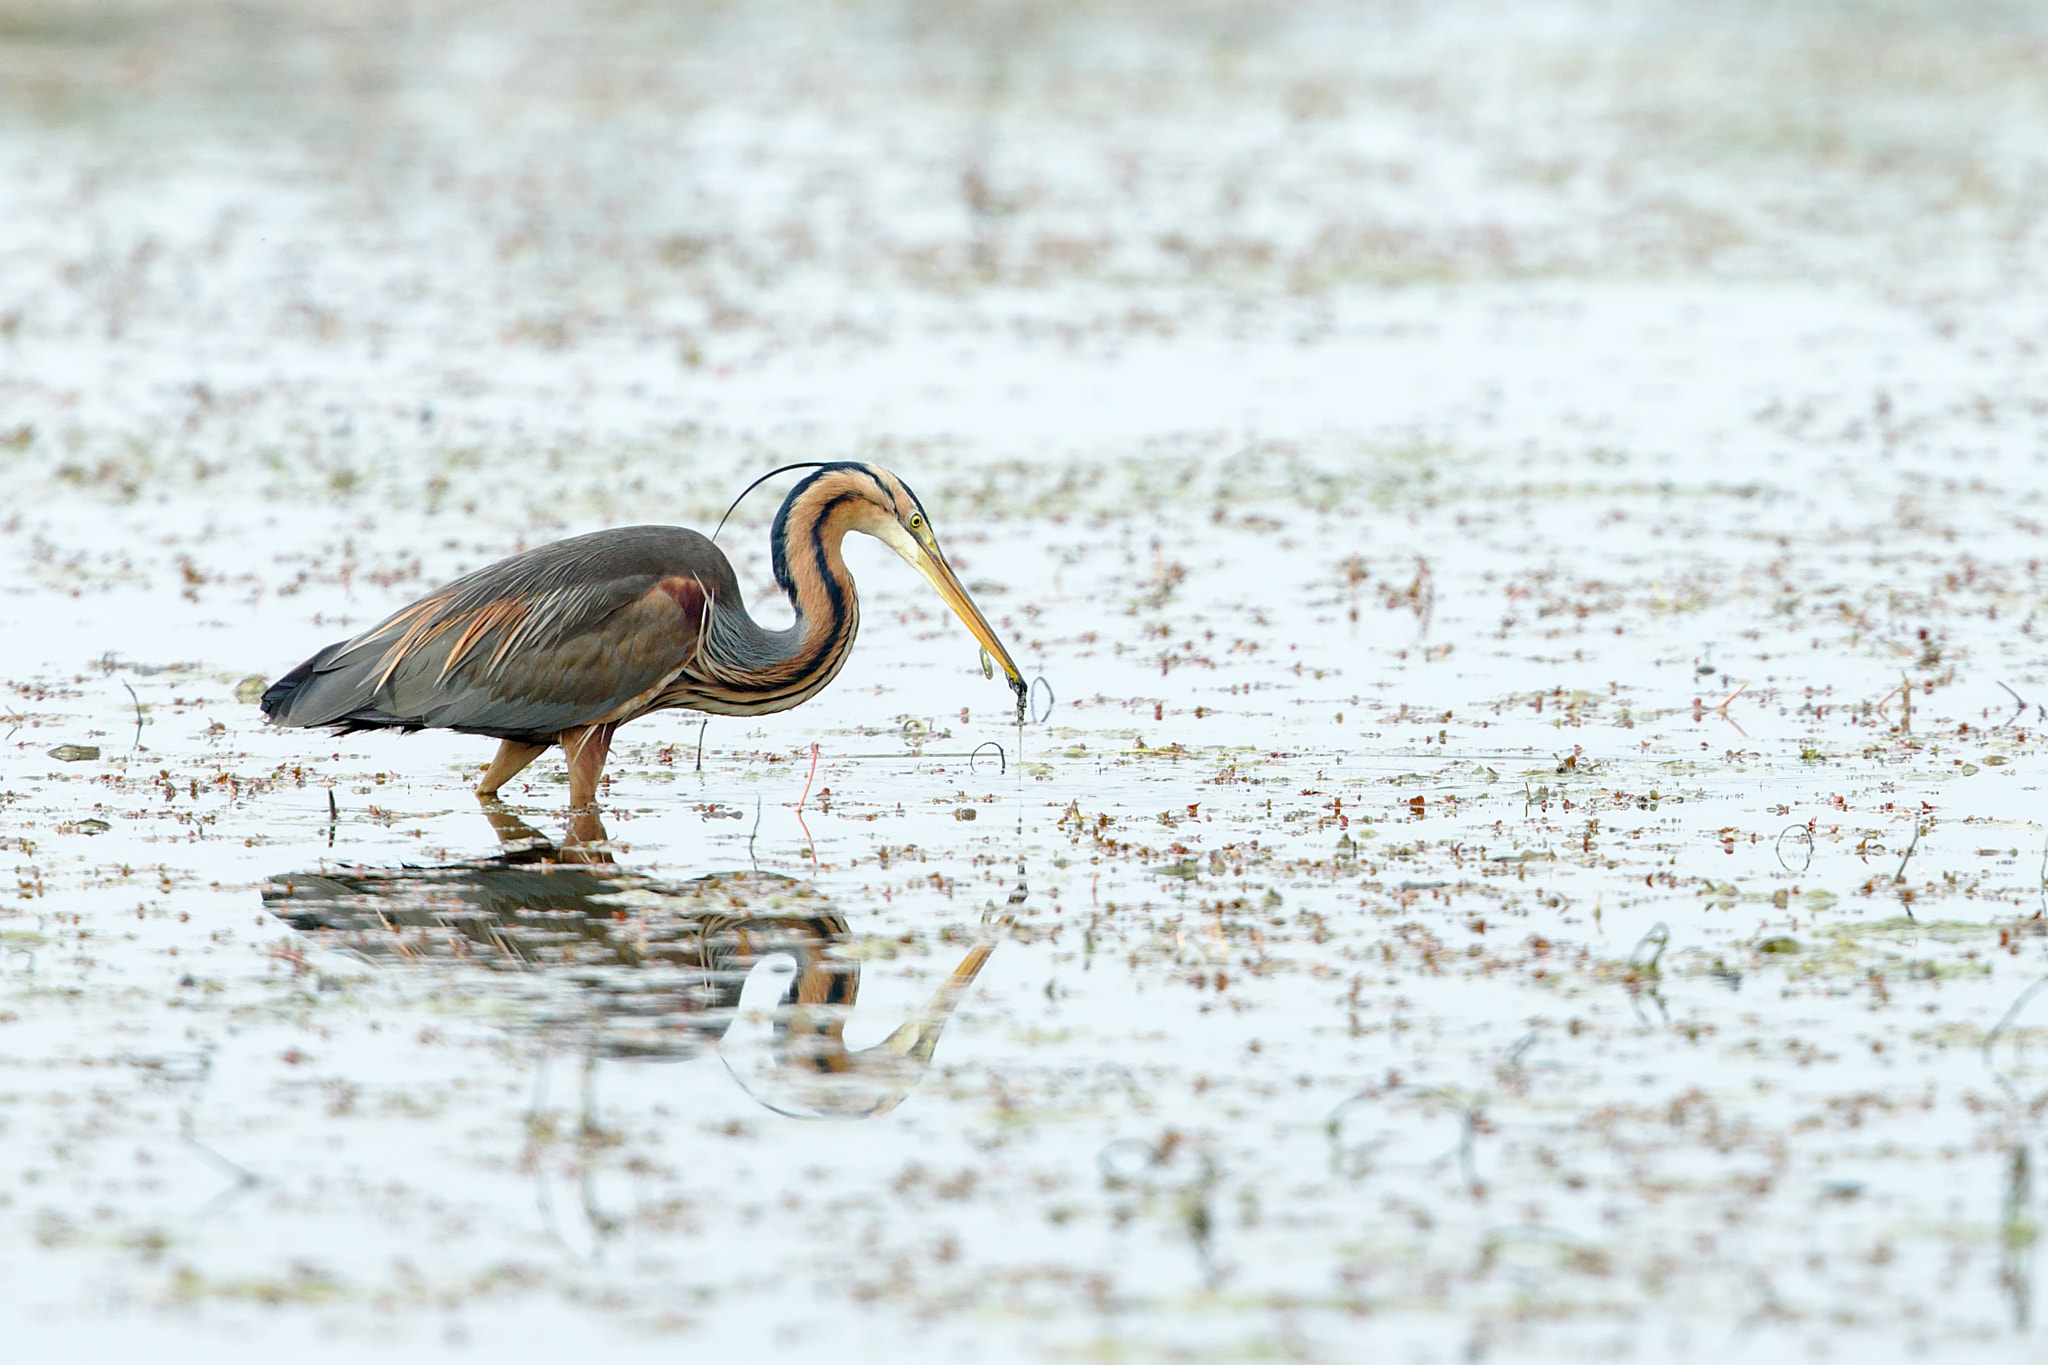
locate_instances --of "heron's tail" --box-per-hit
[260,640,400,731]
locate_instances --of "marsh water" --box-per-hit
[7,2,2048,1360]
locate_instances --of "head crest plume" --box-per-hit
[713,462,834,543]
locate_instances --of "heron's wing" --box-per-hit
[266,530,720,741]
[383,575,711,735]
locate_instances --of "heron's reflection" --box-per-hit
[263,803,1006,1120]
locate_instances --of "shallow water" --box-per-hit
[7,2,2048,1361]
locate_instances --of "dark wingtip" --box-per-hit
[259,664,312,722]
[260,639,353,726]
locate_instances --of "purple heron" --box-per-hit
[262,463,1026,807]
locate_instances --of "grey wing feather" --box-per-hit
[264,526,723,742]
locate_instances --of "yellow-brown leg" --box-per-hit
[558,723,618,810]
[477,739,550,797]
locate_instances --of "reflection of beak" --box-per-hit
[720,921,1008,1119]
[884,528,1026,696]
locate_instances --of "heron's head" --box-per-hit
[773,463,1027,700]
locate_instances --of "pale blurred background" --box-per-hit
[7,0,2044,526]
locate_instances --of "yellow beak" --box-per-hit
[913,546,1026,701]
[874,516,1029,711]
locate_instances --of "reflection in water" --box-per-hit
[2003,1143,2034,1332]
[1984,976,2048,1332]
[263,804,1006,1120]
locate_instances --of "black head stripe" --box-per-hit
[761,463,869,594]
[861,465,901,514]
[899,475,931,526]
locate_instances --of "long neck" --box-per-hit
[692,472,867,715]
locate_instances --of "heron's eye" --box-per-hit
[908,512,924,531]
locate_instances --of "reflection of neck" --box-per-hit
[724,932,1004,1120]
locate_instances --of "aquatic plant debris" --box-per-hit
[7,2,2048,1361]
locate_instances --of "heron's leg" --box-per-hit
[477,739,550,797]
[559,723,618,810]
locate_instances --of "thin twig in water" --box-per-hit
[1982,975,2048,1100]
[1457,1104,1484,1194]
[694,718,707,773]
[180,1111,260,1218]
[1499,1029,1541,1090]
[796,742,820,811]
[1894,822,1922,885]
[1999,681,2028,728]
[1874,676,1911,726]
[121,680,143,750]
[793,742,820,872]
[1709,682,1750,737]
[2001,1144,2034,1332]
[1629,922,1671,975]
[1390,553,1435,642]
[747,795,762,872]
